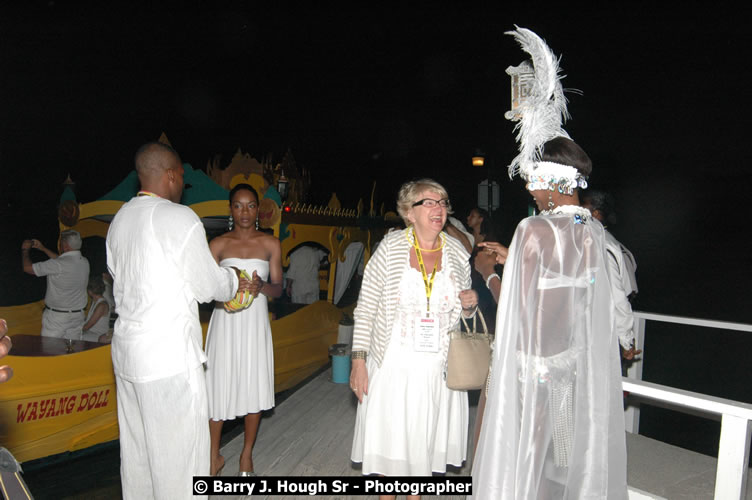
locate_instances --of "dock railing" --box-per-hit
[624,311,752,500]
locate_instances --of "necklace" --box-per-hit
[406,227,445,252]
[540,204,592,224]
[137,190,160,198]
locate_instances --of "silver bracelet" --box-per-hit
[485,273,500,289]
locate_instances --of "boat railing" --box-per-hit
[624,310,752,500]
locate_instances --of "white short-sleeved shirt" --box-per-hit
[106,196,238,383]
[286,246,326,302]
[604,229,635,348]
[32,250,90,310]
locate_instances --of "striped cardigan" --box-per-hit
[352,227,471,367]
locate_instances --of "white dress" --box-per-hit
[205,258,275,420]
[472,211,628,499]
[351,266,468,476]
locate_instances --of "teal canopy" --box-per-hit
[97,164,229,205]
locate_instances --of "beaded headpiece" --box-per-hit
[504,27,587,195]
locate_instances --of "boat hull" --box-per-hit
[1,300,347,463]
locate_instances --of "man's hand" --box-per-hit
[31,239,45,250]
[622,346,643,360]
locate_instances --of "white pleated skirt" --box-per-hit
[351,341,468,476]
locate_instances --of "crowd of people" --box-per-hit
[6,133,639,500]
[10,98,641,500]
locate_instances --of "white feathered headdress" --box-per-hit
[505,27,586,194]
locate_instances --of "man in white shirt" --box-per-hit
[285,245,327,304]
[22,230,90,338]
[106,142,249,499]
[581,190,640,358]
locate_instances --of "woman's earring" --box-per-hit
[547,192,555,210]
[228,215,234,230]
[255,217,259,230]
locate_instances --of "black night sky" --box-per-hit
[3,5,751,307]
[2,2,751,443]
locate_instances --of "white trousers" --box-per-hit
[116,365,209,500]
[41,309,84,338]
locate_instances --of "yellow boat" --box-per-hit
[0,148,394,463]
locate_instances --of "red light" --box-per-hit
[283,206,291,212]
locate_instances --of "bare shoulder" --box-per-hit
[260,233,281,251]
[209,233,235,260]
[209,233,230,251]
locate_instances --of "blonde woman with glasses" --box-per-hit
[350,178,478,489]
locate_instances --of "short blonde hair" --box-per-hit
[396,178,452,225]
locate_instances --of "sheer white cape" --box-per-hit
[472,213,628,499]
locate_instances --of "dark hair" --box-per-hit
[87,275,106,295]
[473,207,502,242]
[541,137,592,177]
[581,189,617,225]
[229,183,259,203]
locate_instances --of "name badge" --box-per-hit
[414,314,440,352]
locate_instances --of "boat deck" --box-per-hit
[214,367,752,500]
[213,367,473,500]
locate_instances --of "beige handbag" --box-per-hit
[446,309,492,390]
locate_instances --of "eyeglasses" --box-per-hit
[412,198,451,209]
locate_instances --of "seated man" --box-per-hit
[22,230,90,338]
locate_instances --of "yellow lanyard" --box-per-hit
[408,228,442,313]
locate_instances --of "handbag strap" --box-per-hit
[460,308,489,335]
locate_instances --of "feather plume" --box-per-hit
[505,27,571,179]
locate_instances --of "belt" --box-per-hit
[44,305,84,313]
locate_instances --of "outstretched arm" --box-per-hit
[32,239,59,259]
[21,240,35,275]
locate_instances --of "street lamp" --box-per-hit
[277,170,289,201]
[474,150,499,215]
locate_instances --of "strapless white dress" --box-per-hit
[205,258,275,419]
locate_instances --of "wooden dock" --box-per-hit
[19,366,751,499]
[212,367,476,500]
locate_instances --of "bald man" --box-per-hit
[106,142,250,499]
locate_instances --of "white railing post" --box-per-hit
[624,315,647,434]
[714,414,751,500]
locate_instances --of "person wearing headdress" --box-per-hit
[471,28,628,499]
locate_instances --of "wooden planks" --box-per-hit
[213,368,478,500]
